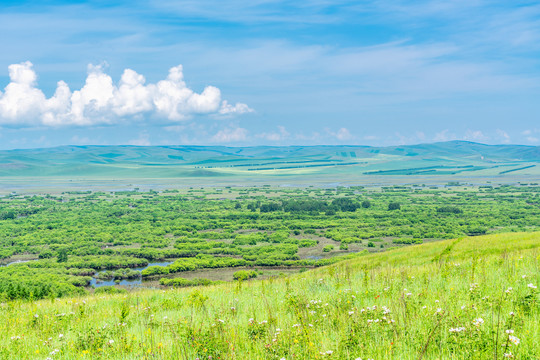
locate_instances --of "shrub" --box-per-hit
[233,270,258,281]
[388,202,401,211]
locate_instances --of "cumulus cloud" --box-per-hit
[325,127,353,141]
[212,127,248,143]
[0,62,253,127]
[464,129,488,142]
[433,129,457,142]
[256,125,290,141]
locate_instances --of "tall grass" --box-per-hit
[1,232,539,359]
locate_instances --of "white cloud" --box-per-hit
[219,100,254,116]
[335,127,353,141]
[256,125,289,141]
[495,129,511,143]
[464,129,488,142]
[128,132,151,146]
[0,61,252,127]
[70,135,92,144]
[212,127,248,143]
[433,129,457,142]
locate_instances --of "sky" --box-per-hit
[0,0,539,149]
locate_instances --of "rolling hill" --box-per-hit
[0,141,538,189]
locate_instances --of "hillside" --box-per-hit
[2,231,539,359]
[0,141,538,181]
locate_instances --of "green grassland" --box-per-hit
[0,142,538,185]
[0,184,538,303]
[0,142,538,359]
[1,231,539,359]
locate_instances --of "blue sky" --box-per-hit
[0,0,539,149]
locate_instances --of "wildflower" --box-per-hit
[348,311,354,315]
[522,275,527,279]
[449,327,466,333]
[326,350,333,355]
[508,335,520,345]
[504,353,514,358]
[509,312,515,316]
[527,283,537,289]
[505,287,513,294]
[473,318,484,327]
[34,314,39,318]
[505,329,514,334]
[108,340,114,345]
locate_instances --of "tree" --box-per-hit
[57,248,68,263]
[388,202,401,211]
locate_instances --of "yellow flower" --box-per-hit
[294,339,299,343]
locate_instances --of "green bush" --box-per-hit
[233,270,258,281]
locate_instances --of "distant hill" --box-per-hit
[0,141,538,179]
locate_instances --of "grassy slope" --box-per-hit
[0,141,538,179]
[2,232,539,359]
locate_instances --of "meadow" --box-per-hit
[0,184,538,301]
[0,183,538,359]
[1,231,539,359]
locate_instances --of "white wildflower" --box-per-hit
[508,335,520,345]
[473,318,484,327]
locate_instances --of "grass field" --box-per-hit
[2,231,539,359]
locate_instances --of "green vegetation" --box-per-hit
[0,142,538,181]
[1,232,538,359]
[233,269,258,281]
[0,184,538,301]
